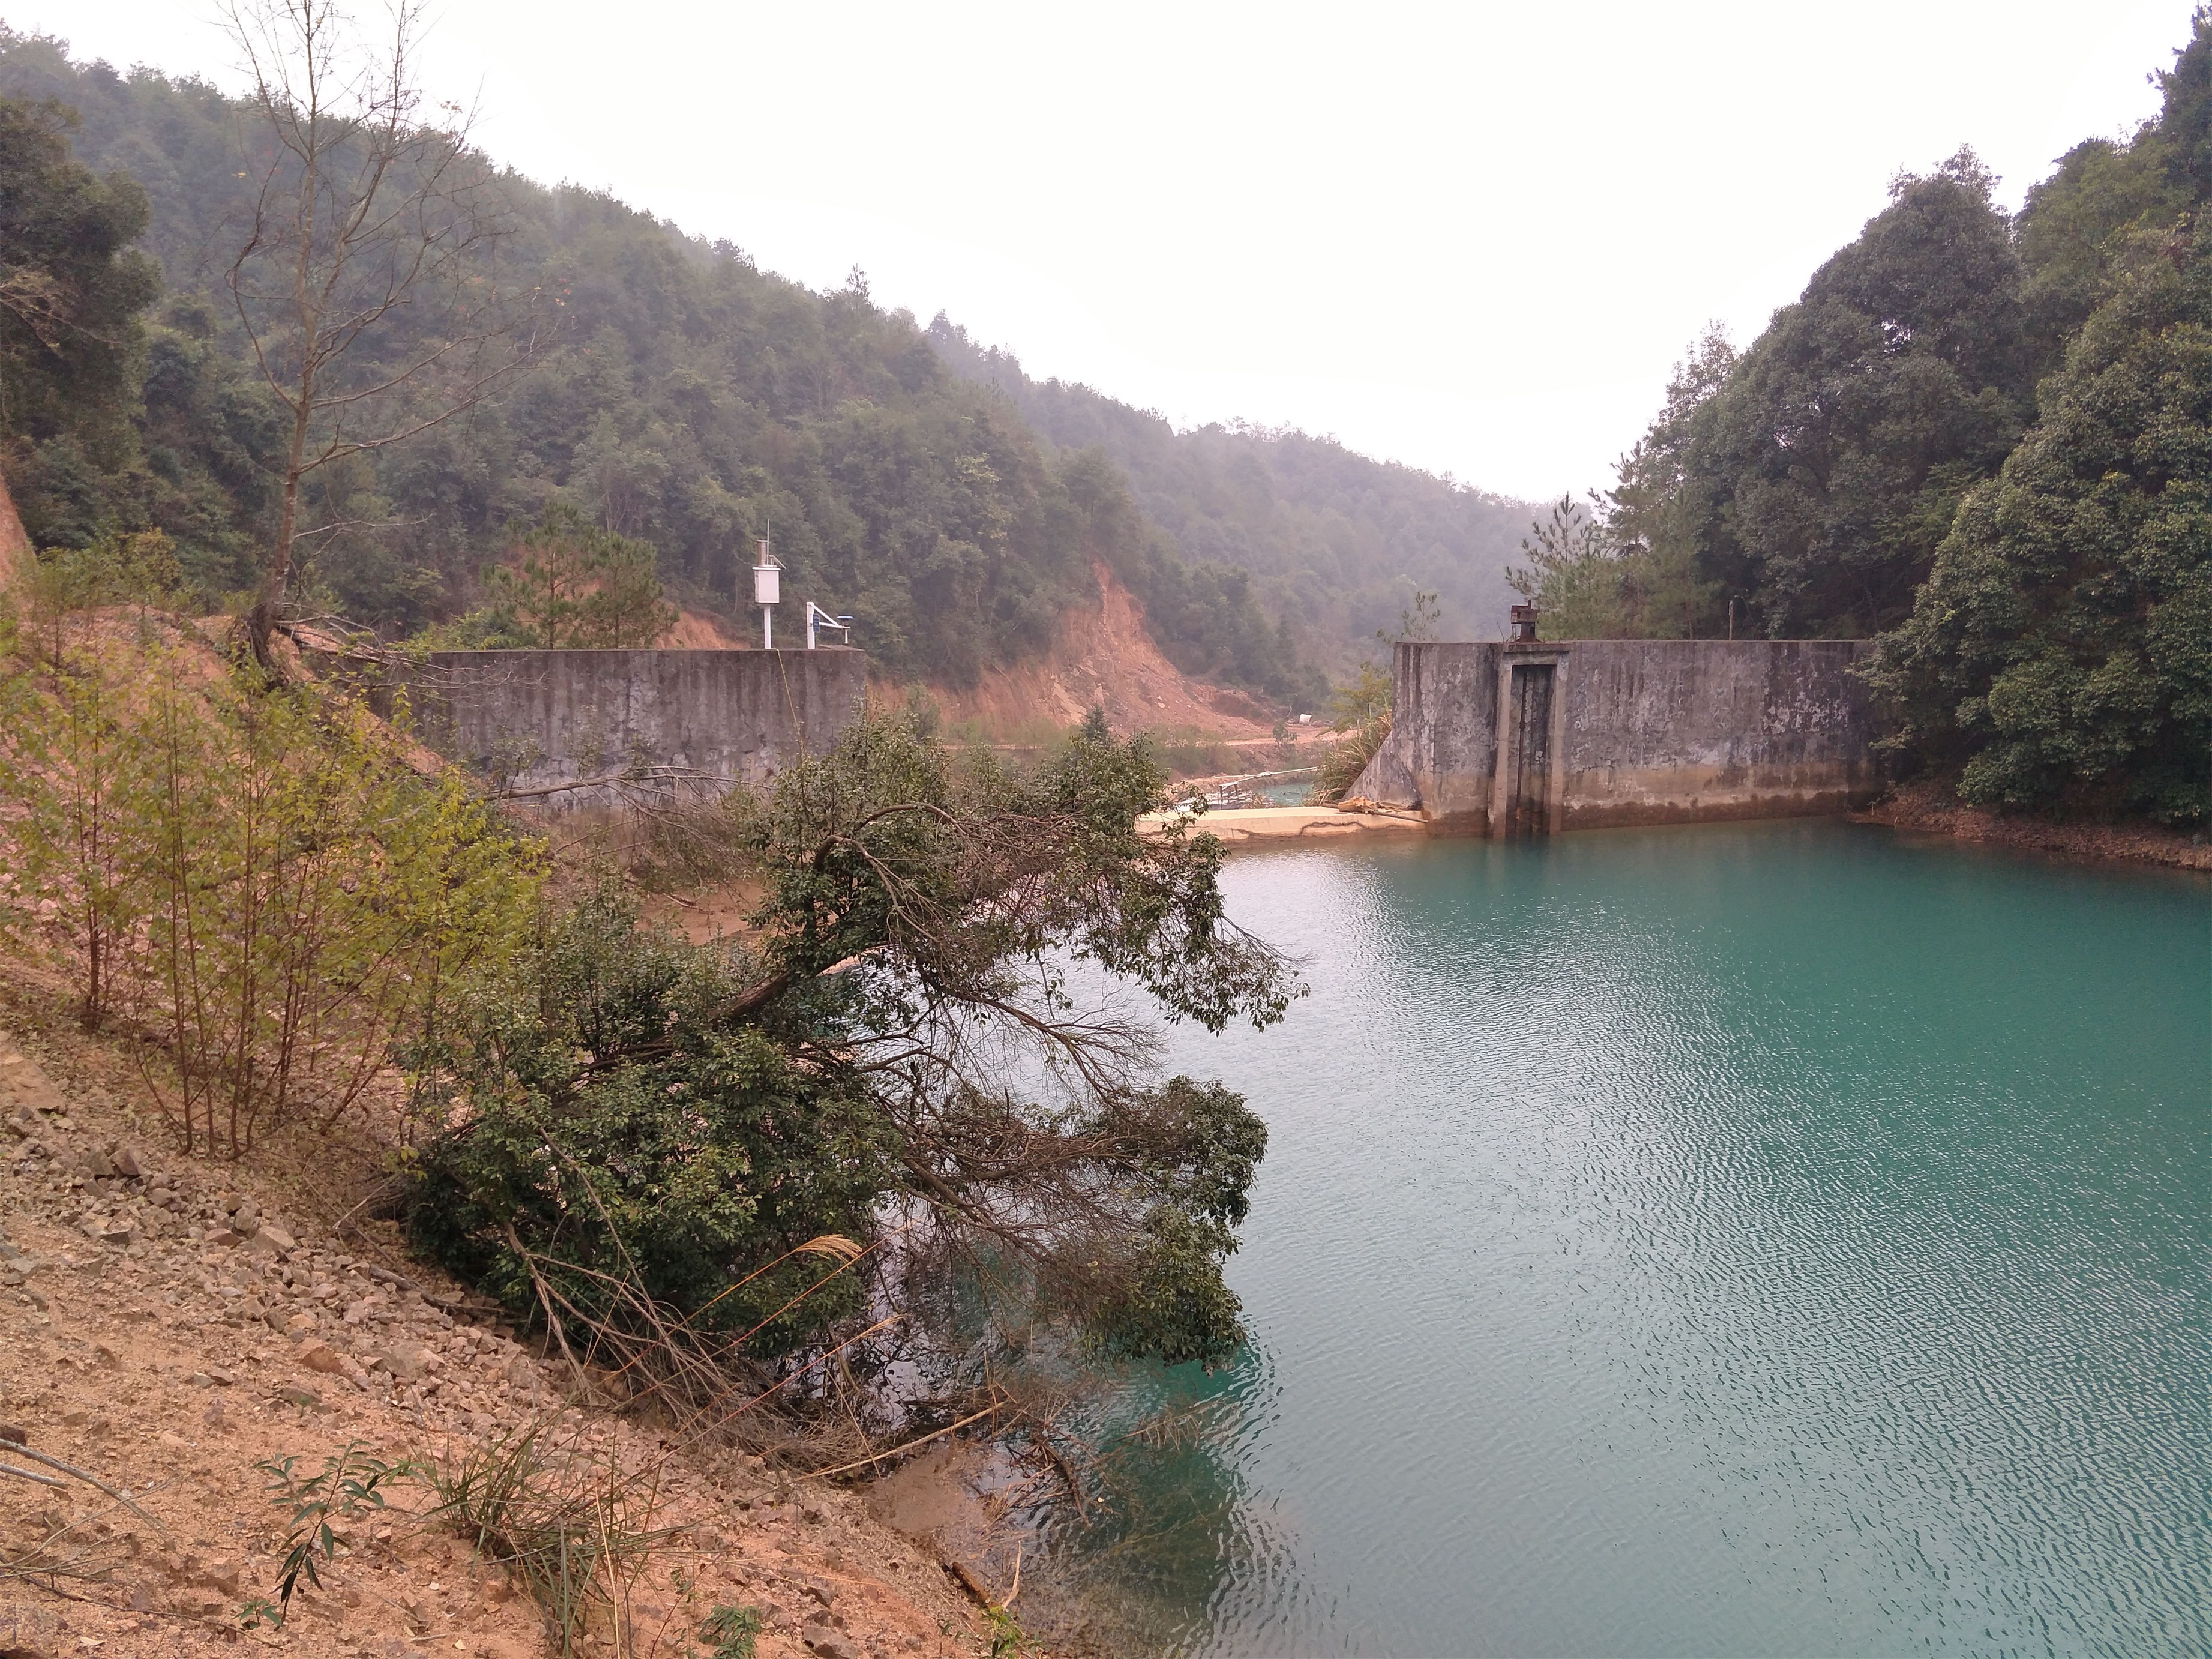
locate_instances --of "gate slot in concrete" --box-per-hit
[1504,661,1555,837]
[1345,639,1878,836]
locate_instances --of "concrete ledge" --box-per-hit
[1140,805,1429,845]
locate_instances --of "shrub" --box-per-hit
[401,881,894,1358]
[407,709,1297,1374]
[0,606,543,1152]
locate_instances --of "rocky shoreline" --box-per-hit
[1851,783,2212,873]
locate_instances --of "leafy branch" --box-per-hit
[244,1441,413,1628]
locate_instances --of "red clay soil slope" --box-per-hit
[661,609,750,649]
[922,565,1283,743]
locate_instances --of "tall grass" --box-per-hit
[423,1420,666,1655]
[1311,720,1389,802]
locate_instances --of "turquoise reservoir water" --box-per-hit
[1050,822,2211,1657]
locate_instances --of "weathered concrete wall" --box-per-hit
[1351,639,1877,834]
[391,648,868,811]
[1356,642,1501,834]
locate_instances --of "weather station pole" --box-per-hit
[752,536,780,649]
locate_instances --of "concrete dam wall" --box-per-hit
[387,648,869,812]
[1351,639,1878,835]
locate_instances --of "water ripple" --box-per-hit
[1059,823,2212,1658]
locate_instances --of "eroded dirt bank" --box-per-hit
[916,565,1285,744]
[0,976,1003,1659]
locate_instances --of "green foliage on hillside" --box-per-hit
[1507,328,1734,639]
[1684,149,2039,640]
[1633,130,2181,646]
[927,318,1529,669]
[0,39,289,595]
[0,95,157,466]
[0,26,1330,700]
[1519,11,2212,820]
[1865,13,2212,822]
[469,502,676,651]
[1869,212,2212,821]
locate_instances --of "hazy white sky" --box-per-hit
[9,1,2195,501]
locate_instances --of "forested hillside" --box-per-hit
[928,319,1528,663]
[0,25,1342,700]
[1509,13,2212,824]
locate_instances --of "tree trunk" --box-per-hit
[245,391,315,676]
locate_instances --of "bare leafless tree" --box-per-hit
[223,0,541,664]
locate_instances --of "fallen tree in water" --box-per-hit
[403,708,1302,1426]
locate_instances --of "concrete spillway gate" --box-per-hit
[1502,658,1557,836]
[1348,639,1879,836]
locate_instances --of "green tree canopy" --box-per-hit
[478,501,676,649]
[0,94,157,470]
[1870,217,2212,823]
[1863,8,2212,823]
[1682,150,2033,638]
[1503,328,1734,640]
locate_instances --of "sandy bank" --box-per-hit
[1141,805,1428,845]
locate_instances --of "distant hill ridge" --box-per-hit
[0,25,1527,709]
[927,318,1528,661]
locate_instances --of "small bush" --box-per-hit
[1311,663,1392,802]
[245,1442,412,1628]
[700,1603,765,1658]
[1312,721,1387,802]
